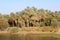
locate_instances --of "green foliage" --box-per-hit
[40,22,45,27]
[44,17,52,26]
[51,18,59,28]
[0,7,60,27]
[3,22,9,29]
[10,27,20,33]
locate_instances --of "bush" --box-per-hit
[3,22,9,29]
[7,27,20,33]
[40,22,45,27]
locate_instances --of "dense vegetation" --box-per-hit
[0,7,60,30]
[0,7,60,40]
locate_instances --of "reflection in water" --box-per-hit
[25,36,60,40]
[0,34,60,40]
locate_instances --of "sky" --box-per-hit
[0,0,60,14]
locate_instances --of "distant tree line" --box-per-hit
[0,7,60,30]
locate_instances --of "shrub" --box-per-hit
[3,22,9,29]
[7,27,20,33]
[40,22,45,27]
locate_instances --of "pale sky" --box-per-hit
[0,0,60,14]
